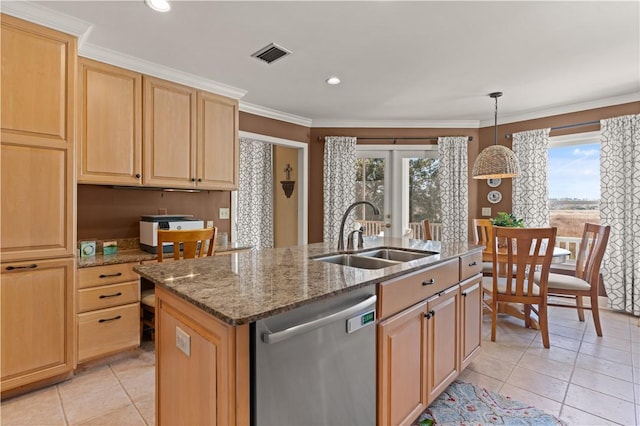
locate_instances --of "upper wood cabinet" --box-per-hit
[1,14,76,147]
[197,91,239,190]
[77,58,142,185]
[143,76,197,188]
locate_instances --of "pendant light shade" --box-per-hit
[472,92,520,179]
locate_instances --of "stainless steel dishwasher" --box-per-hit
[252,284,377,426]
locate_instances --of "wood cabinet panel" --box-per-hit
[77,281,139,313]
[1,258,75,393]
[1,14,75,146]
[0,143,73,261]
[78,58,142,184]
[460,275,482,370]
[377,301,427,426]
[77,263,139,289]
[426,286,460,404]
[460,251,482,280]
[197,91,238,190]
[77,303,140,363]
[143,76,196,188]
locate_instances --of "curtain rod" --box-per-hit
[505,120,600,139]
[316,136,473,143]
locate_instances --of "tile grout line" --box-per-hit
[556,315,586,421]
[107,363,149,425]
[55,384,70,426]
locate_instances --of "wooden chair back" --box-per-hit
[473,219,493,252]
[157,228,217,262]
[422,219,432,240]
[575,223,610,287]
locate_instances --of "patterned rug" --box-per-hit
[413,380,566,425]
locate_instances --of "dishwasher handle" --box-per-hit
[262,294,377,344]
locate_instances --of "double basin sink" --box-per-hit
[312,248,438,270]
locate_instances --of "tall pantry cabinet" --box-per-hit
[0,15,77,396]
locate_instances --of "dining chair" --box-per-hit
[483,226,557,348]
[535,223,610,337]
[422,219,433,240]
[140,227,217,340]
[473,218,494,276]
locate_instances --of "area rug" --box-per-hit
[412,380,566,425]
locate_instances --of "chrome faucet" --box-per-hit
[337,201,380,251]
[346,226,365,250]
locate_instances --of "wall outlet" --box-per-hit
[206,220,214,228]
[176,326,190,357]
[219,208,230,220]
[482,207,492,217]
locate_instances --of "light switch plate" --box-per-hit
[482,207,492,217]
[176,326,191,357]
[219,208,230,219]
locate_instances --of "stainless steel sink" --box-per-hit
[357,248,437,262]
[312,254,399,270]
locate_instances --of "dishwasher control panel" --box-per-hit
[346,309,376,334]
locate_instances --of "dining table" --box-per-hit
[482,245,572,329]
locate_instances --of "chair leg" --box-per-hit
[576,295,585,322]
[524,304,532,329]
[538,302,550,349]
[491,298,498,342]
[591,294,603,337]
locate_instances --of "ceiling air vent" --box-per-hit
[251,43,291,64]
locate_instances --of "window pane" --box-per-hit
[354,158,385,236]
[408,158,441,223]
[548,143,600,239]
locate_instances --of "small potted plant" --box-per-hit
[490,212,524,228]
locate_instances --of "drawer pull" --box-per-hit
[99,292,123,299]
[5,264,37,271]
[99,272,122,279]
[424,310,436,319]
[422,278,435,286]
[462,292,468,297]
[468,261,477,267]
[98,315,122,323]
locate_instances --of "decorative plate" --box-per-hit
[487,178,502,188]
[487,190,502,204]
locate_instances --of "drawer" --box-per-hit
[378,258,459,319]
[78,263,139,289]
[77,281,140,313]
[460,251,482,280]
[78,303,140,363]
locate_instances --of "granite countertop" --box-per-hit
[76,243,252,268]
[134,237,484,326]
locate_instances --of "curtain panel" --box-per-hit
[323,136,357,243]
[600,114,640,314]
[237,137,274,248]
[512,128,551,227]
[438,137,468,243]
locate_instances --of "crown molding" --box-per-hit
[479,92,640,128]
[239,102,313,127]
[80,43,247,100]
[0,0,93,47]
[310,119,480,129]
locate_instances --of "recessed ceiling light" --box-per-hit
[145,0,171,13]
[326,77,341,85]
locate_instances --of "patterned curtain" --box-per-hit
[438,137,468,243]
[600,114,640,314]
[512,129,551,227]
[323,136,357,243]
[237,138,273,248]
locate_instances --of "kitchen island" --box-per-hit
[134,237,484,426]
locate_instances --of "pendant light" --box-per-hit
[472,92,520,179]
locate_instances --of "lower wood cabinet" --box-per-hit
[1,258,75,396]
[460,276,482,370]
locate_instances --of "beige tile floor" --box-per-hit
[2,307,638,425]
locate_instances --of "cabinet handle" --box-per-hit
[98,315,122,323]
[424,310,435,319]
[135,173,141,179]
[191,178,196,182]
[422,278,435,286]
[198,178,203,182]
[5,264,37,271]
[99,292,122,299]
[99,272,122,279]
[468,261,477,267]
[462,292,468,297]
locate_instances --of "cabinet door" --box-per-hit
[78,58,142,185]
[1,14,76,147]
[143,76,196,188]
[378,301,427,426]
[460,275,482,370]
[1,258,75,394]
[425,286,460,404]
[196,91,239,190]
[1,143,74,261]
